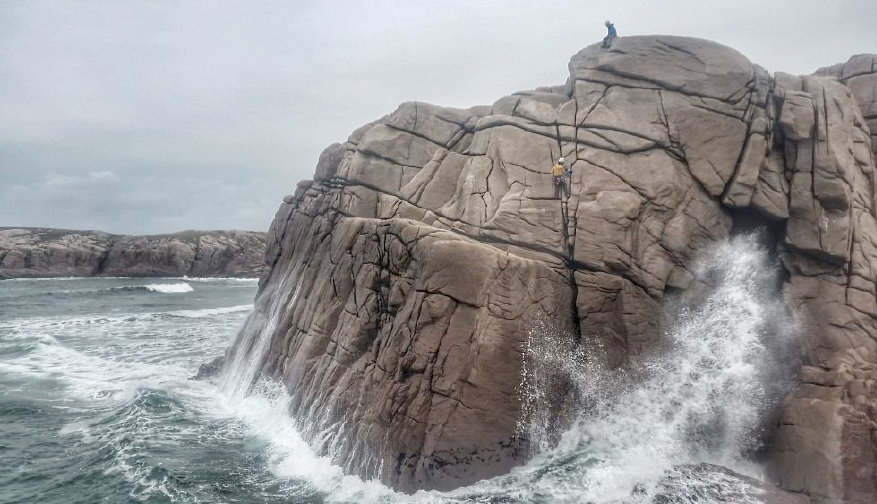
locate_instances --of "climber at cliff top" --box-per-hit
[602,20,617,48]
[553,157,569,199]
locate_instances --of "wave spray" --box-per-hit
[505,234,795,503]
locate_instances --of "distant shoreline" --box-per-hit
[0,227,268,279]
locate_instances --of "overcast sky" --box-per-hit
[1,0,875,234]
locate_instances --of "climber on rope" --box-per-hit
[602,20,617,48]
[553,157,569,199]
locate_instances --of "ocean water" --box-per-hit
[0,235,793,504]
[0,277,298,503]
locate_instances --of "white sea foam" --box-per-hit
[1,305,251,404]
[59,419,97,444]
[143,282,193,293]
[186,378,405,503]
[4,305,253,333]
[0,336,171,402]
[180,276,260,283]
[2,276,129,281]
[2,276,258,282]
[500,234,791,503]
[220,261,304,400]
[168,304,253,318]
[213,261,407,501]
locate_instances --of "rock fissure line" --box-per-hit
[92,241,113,275]
[571,71,753,106]
[327,177,625,278]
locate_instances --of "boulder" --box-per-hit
[226,37,877,502]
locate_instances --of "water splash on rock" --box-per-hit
[513,234,796,502]
[220,264,304,401]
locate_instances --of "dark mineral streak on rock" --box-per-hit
[228,36,877,502]
[0,227,267,278]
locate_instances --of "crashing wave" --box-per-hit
[142,283,194,293]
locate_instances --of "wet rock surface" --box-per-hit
[652,464,810,504]
[229,36,877,501]
[0,227,267,278]
[192,355,226,380]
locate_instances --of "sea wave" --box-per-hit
[94,283,193,294]
[143,283,193,293]
[3,305,253,331]
[2,276,131,282]
[0,336,170,401]
[168,305,254,318]
[2,276,258,283]
[180,277,259,283]
[23,282,202,296]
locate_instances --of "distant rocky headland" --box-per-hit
[0,227,267,279]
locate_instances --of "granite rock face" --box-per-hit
[230,36,877,502]
[816,55,877,163]
[0,227,267,278]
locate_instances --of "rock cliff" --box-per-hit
[0,227,267,278]
[229,36,877,503]
[816,55,877,163]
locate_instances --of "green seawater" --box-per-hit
[0,277,325,504]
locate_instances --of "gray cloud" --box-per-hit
[1,0,874,233]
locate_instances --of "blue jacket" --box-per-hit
[607,24,617,37]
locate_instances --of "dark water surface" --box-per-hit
[0,278,327,504]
